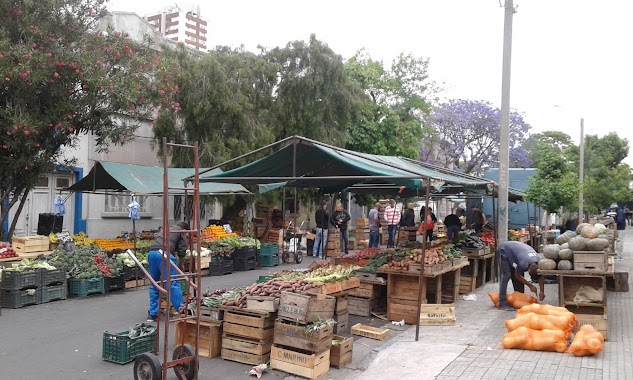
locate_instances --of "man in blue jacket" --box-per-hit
[614,204,626,259]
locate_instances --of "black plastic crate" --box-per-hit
[42,284,68,303]
[102,324,157,364]
[104,275,125,293]
[233,258,257,271]
[0,288,42,308]
[40,268,67,286]
[209,259,233,276]
[0,269,40,290]
[123,266,140,281]
[233,246,257,260]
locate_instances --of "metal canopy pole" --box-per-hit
[491,193,499,282]
[415,179,432,341]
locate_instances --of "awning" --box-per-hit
[67,161,250,195]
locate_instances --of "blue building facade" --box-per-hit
[483,168,540,229]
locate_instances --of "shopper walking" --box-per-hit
[313,201,329,259]
[368,202,381,248]
[419,208,437,243]
[147,221,189,321]
[385,200,401,248]
[331,203,351,254]
[497,241,544,311]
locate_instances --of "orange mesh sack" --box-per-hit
[505,312,573,338]
[568,325,604,356]
[488,293,500,308]
[507,292,538,309]
[502,326,568,353]
[517,303,571,317]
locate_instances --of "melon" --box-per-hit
[594,223,608,234]
[576,223,591,235]
[538,258,557,270]
[568,236,588,251]
[543,244,561,260]
[558,248,573,261]
[581,227,599,239]
[585,238,609,251]
[557,260,573,270]
[560,243,569,250]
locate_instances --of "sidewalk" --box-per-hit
[339,227,633,380]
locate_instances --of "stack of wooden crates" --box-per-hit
[355,218,369,250]
[348,274,386,318]
[326,230,341,257]
[273,292,336,379]
[221,307,275,365]
[559,274,608,339]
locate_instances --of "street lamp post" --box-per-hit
[579,118,584,223]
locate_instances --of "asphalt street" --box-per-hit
[0,256,322,380]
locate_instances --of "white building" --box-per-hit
[145,5,208,52]
[7,12,217,239]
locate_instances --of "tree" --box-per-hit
[344,50,436,159]
[525,155,579,214]
[0,0,177,238]
[420,99,531,174]
[524,131,574,168]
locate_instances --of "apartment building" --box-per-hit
[146,5,208,52]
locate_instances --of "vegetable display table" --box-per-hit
[380,259,469,324]
[459,253,495,295]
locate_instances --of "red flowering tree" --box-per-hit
[0,0,178,238]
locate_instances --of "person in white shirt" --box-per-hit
[384,200,401,248]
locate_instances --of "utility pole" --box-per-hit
[579,118,585,224]
[498,0,515,244]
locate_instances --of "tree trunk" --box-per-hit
[0,188,24,239]
[7,188,30,239]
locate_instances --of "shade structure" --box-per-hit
[67,161,250,195]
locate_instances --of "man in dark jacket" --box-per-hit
[330,203,351,254]
[498,241,544,311]
[444,212,462,242]
[614,204,626,259]
[313,201,329,259]
[147,221,189,321]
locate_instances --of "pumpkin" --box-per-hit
[581,227,599,239]
[538,258,557,270]
[565,231,577,239]
[558,248,573,260]
[576,223,592,235]
[542,244,560,260]
[560,243,569,250]
[568,236,588,251]
[585,238,609,251]
[555,234,569,245]
[557,260,573,270]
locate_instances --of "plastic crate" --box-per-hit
[209,260,233,276]
[259,243,280,256]
[123,266,140,281]
[233,258,257,271]
[104,275,125,293]
[259,255,280,267]
[233,246,257,260]
[0,288,42,308]
[0,269,40,290]
[68,278,105,298]
[102,325,157,364]
[257,275,275,283]
[42,284,68,303]
[40,268,67,286]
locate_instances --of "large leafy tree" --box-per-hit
[526,155,579,214]
[344,50,434,159]
[0,0,177,238]
[420,99,531,174]
[524,131,574,168]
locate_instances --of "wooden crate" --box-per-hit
[330,336,353,369]
[308,282,343,295]
[349,282,379,299]
[573,252,608,272]
[270,345,330,380]
[222,334,272,356]
[246,296,280,313]
[175,319,221,358]
[559,275,606,307]
[199,256,211,269]
[348,296,380,317]
[459,275,476,295]
[333,312,349,334]
[221,347,270,366]
[222,307,276,340]
[335,292,348,315]
[278,292,336,324]
[326,249,341,257]
[12,235,50,253]
[387,273,420,301]
[273,319,333,353]
[461,247,487,257]
[200,305,224,322]
[419,304,456,326]
[341,277,360,291]
[575,313,609,340]
[387,297,426,324]
[351,323,389,341]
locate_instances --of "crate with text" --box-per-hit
[270,345,330,380]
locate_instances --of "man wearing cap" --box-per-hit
[313,202,329,259]
[497,241,545,311]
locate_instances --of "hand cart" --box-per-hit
[127,139,204,380]
[281,221,307,264]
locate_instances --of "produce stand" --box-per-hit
[0,250,53,263]
[459,251,495,294]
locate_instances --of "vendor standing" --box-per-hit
[443,211,461,242]
[312,201,330,259]
[384,200,401,248]
[147,221,189,321]
[330,203,351,254]
[368,202,381,248]
[471,206,487,233]
[498,241,544,311]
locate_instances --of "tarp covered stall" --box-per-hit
[67,161,250,195]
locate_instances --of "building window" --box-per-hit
[56,177,71,189]
[35,177,49,188]
[103,193,149,214]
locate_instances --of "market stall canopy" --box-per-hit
[67,161,250,195]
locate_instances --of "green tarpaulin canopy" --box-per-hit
[67,161,250,195]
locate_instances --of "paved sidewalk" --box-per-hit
[340,227,633,380]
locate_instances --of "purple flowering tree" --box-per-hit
[420,99,531,174]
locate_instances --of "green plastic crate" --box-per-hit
[257,275,275,283]
[102,325,156,364]
[259,255,280,267]
[68,278,105,298]
[42,284,68,303]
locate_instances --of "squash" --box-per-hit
[558,248,573,260]
[568,236,588,251]
[502,326,569,352]
[505,312,575,336]
[538,258,557,270]
[585,238,609,251]
[565,231,577,239]
[568,325,604,356]
[581,227,599,239]
[560,242,569,250]
[576,223,592,235]
[555,234,569,245]
[557,260,573,270]
[542,244,560,260]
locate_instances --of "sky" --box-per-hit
[107,0,633,165]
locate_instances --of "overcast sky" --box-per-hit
[107,0,633,165]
